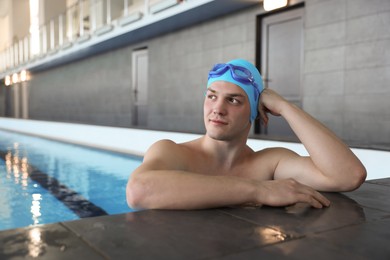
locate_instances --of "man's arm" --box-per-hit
[259,89,366,192]
[126,140,330,210]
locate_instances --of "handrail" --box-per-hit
[0,0,185,78]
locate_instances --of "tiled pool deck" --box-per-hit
[1,178,390,259]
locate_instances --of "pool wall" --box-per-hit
[0,117,388,180]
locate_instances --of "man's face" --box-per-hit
[204,81,251,141]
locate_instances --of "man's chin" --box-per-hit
[206,131,232,142]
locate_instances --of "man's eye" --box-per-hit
[229,98,240,104]
[208,95,217,100]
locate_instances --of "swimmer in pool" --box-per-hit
[126,59,366,210]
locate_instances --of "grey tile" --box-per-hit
[291,95,346,137]
[305,0,346,28]
[294,217,390,259]
[303,71,344,96]
[218,218,390,260]
[346,39,390,69]
[0,223,103,260]
[367,178,390,186]
[343,113,390,145]
[220,193,371,237]
[217,239,363,260]
[305,22,346,50]
[347,12,390,44]
[63,210,292,260]
[347,0,390,19]
[343,182,390,212]
[345,66,390,95]
[304,47,345,73]
[222,24,247,46]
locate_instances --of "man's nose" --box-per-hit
[213,99,227,115]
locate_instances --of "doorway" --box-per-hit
[256,7,304,139]
[131,48,148,126]
[4,83,29,119]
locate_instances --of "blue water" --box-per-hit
[0,129,142,231]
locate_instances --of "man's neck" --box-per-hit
[200,134,251,169]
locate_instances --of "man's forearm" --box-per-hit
[127,171,257,210]
[281,101,366,188]
[127,171,331,209]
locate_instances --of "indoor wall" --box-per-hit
[23,0,390,148]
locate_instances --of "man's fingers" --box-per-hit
[258,104,269,125]
[296,194,320,208]
[302,186,331,207]
[314,192,331,207]
[257,179,330,209]
[297,186,331,208]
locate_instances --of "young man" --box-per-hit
[126,59,366,210]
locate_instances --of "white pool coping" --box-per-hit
[0,117,388,180]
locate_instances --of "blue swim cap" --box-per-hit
[207,59,264,122]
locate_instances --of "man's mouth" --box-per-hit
[209,119,228,125]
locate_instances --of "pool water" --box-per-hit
[0,130,142,231]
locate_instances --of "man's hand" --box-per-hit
[254,179,331,209]
[258,88,288,125]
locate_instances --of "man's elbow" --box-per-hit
[354,163,367,189]
[126,177,147,210]
[344,163,367,191]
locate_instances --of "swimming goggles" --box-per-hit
[208,63,260,99]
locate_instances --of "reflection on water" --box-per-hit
[21,157,29,188]
[5,144,29,184]
[31,194,42,225]
[4,144,43,226]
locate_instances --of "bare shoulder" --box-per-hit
[144,139,184,161]
[254,147,298,161]
[257,146,302,168]
[142,139,195,171]
[258,147,299,157]
[145,139,180,155]
[249,147,300,179]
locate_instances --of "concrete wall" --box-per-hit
[303,0,390,147]
[24,0,390,147]
[29,47,136,127]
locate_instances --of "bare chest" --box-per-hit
[185,156,272,181]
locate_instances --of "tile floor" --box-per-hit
[1,178,390,259]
